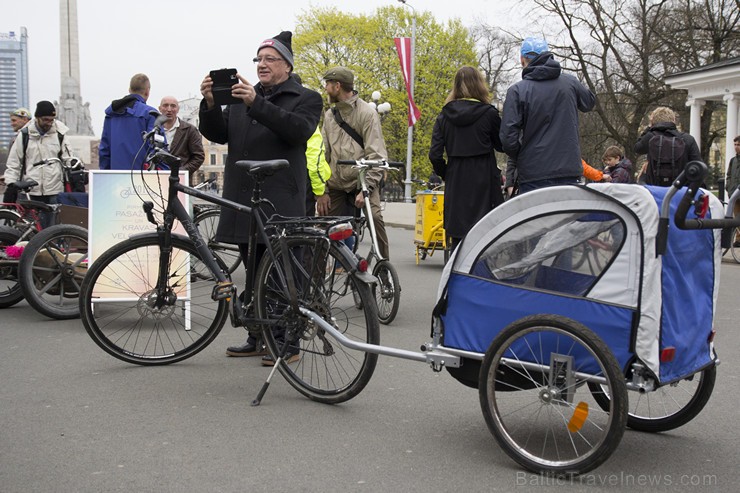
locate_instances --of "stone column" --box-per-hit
[60,0,80,91]
[724,93,739,173]
[686,98,705,149]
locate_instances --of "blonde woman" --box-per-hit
[428,66,504,249]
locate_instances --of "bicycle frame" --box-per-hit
[356,166,384,265]
[150,163,283,317]
[339,159,402,265]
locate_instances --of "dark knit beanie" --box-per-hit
[258,31,294,68]
[35,100,57,117]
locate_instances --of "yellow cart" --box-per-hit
[414,190,449,264]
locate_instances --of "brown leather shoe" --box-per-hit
[261,353,300,366]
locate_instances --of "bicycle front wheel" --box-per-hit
[79,235,229,365]
[373,260,400,325]
[19,224,88,319]
[255,236,379,404]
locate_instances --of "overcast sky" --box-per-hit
[5,0,528,136]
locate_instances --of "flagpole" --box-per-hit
[399,0,415,203]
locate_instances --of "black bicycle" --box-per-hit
[79,125,380,405]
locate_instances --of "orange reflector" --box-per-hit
[660,347,676,362]
[327,223,354,241]
[568,401,589,433]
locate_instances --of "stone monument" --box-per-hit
[56,0,94,137]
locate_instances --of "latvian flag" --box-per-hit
[394,37,421,126]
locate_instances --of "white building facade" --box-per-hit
[665,57,740,173]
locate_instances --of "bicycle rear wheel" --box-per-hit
[79,235,229,365]
[373,259,400,325]
[255,236,379,404]
[19,224,88,319]
[193,209,242,274]
[0,225,24,308]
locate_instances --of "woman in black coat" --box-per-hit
[429,66,504,248]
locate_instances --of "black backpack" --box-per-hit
[648,131,687,186]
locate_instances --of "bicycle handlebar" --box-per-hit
[411,178,443,191]
[656,160,740,255]
[337,159,404,170]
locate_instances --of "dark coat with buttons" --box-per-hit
[199,76,323,244]
[429,99,504,239]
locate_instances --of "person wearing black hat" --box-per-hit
[3,101,71,224]
[198,31,323,362]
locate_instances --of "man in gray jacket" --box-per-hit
[500,38,595,193]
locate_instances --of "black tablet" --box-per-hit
[210,68,241,105]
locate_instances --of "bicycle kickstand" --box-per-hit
[251,338,292,407]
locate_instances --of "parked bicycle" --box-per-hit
[337,159,404,325]
[79,128,380,405]
[0,178,48,240]
[0,167,89,318]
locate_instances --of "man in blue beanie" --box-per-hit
[500,37,596,193]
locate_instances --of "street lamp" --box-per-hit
[397,0,415,203]
[369,90,392,118]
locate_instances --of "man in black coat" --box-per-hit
[500,37,595,193]
[199,31,323,361]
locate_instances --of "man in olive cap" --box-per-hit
[500,37,595,193]
[199,31,323,361]
[2,108,32,181]
[9,107,31,133]
[320,66,391,260]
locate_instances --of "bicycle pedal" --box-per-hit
[212,281,235,301]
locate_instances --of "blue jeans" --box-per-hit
[29,194,58,229]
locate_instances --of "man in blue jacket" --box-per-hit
[500,38,595,193]
[99,73,158,170]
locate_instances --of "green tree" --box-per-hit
[293,6,477,192]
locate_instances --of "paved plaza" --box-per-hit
[1,224,739,492]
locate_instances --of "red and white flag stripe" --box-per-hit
[394,37,421,127]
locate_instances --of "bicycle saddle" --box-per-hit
[12,179,39,191]
[235,159,289,179]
